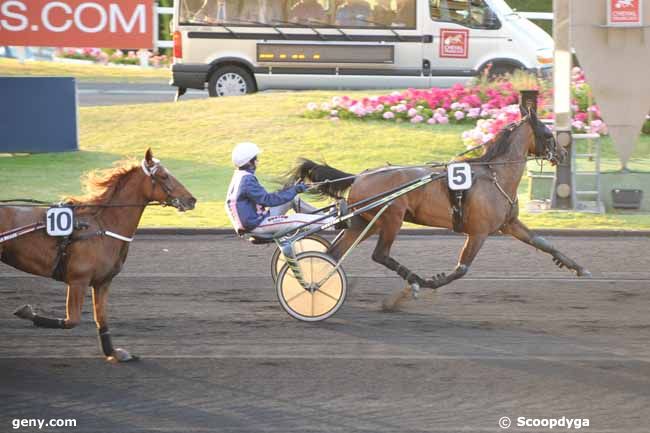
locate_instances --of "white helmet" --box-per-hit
[232,142,261,167]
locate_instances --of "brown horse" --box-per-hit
[0,149,196,362]
[287,106,591,297]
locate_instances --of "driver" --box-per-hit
[225,142,334,236]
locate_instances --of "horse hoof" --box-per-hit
[578,269,592,278]
[107,348,139,363]
[14,305,35,321]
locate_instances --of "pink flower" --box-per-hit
[454,111,465,121]
[427,118,437,125]
[383,111,395,120]
[306,102,318,111]
[407,108,418,117]
[410,115,424,124]
[572,120,586,131]
[589,119,607,134]
[438,115,449,125]
[574,112,588,122]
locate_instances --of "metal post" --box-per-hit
[153,2,160,53]
[551,0,574,209]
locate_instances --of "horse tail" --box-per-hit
[285,158,356,199]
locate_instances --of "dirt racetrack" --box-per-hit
[1,233,649,432]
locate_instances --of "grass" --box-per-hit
[0,58,168,83]
[1,90,649,229]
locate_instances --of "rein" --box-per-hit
[0,159,181,245]
[0,201,166,208]
[305,113,554,189]
[0,159,176,209]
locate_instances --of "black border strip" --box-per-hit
[188,31,432,43]
[251,67,477,77]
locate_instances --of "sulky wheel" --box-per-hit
[271,234,331,282]
[276,251,347,322]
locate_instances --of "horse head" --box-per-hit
[519,105,564,166]
[142,148,197,212]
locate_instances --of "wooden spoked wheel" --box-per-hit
[276,252,347,322]
[271,234,331,282]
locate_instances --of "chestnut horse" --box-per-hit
[287,107,591,296]
[0,149,196,362]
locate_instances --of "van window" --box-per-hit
[180,0,415,28]
[180,0,281,24]
[429,0,497,29]
[334,0,415,28]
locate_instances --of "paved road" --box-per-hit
[77,82,206,106]
[1,234,649,432]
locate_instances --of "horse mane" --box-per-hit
[461,123,519,164]
[64,159,141,214]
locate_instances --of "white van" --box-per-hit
[171,0,553,97]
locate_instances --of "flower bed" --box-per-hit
[305,67,650,148]
[55,48,170,68]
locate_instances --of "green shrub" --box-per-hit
[110,57,139,66]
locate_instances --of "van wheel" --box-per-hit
[485,63,521,79]
[208,65,256,97]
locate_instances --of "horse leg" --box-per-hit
[425,234,488,289]
[14,281,87,329]
[371,217,429,288]
[328,215,377,261]
[93,281,137,362]
[501,218,591,277]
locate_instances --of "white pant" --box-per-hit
[251,197,335,236]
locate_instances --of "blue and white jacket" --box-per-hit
[225,168,300,232]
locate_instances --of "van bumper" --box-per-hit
[170,63,208,90]
[528,65,553,79]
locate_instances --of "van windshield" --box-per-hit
[429,0,499,29]
[483,0,512,17]
[179,0,416,28]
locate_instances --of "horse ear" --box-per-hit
[145,148,154,164]
[519,104,528,117]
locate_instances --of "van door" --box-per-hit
[424,0,509,85]
[335,0,429,89]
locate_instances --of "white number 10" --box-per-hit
[46,208,74,237]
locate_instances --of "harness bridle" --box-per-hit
[142,158,184,210]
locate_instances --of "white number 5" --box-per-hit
[447,163,472,191]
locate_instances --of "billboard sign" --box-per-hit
[0,0,153,48]
[607,0,643,26]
